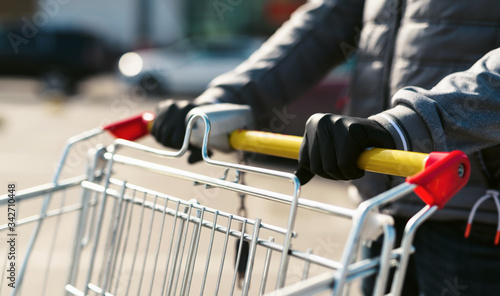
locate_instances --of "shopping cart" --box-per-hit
[0,110,469,296]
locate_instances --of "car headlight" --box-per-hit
[118,52,143,77]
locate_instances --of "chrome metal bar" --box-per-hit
[11,175,89,295]
[242,218,262,296]
[82,181,296,244]
[0,175,86,206]
[214,216,233,296]
[302,249,313,281]
[180,217,199,296]
[13,191,52,296]
[41,188,68,296]
[170,204,193,296]
[334,182,416,296]
[0,202,85,231]
[98,186,121,285]
[288,250,343,271]
[80,189,101,247]
[37,131,104,295]
[108,113,350,219]
[345,248,405,282]
[124,191,148,296]
[82,147,116,296]
[276,180,300,289]
[268,248,406,296]
[373,224,396,296]
[101,182,128,294]
[230,220,247,295]
[160,200,181,296]
[390,205,438,296]
[146,197,169,296]
[107,179,296,237]
[199,211,219,295]
[182,207,204,296]
[136,194,159,295]
[266,271,336,296]
[53,128,104,183]
[113,189,136,294]
[65,284,85,296]
[113,113,297,187]
[109,191,131,294]
[259,237,275,296]
[67,147,105,295]
[106,153,352,219]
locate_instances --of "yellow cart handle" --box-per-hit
[229,130,429,177]
[104,112,470,208]
[103,112,429,178]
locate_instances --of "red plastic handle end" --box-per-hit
[406,150,470,209]
[103,112,155,141]
[464,223,471,239]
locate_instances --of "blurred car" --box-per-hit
[117,35,264,96]
[118,34,354,135]
[0,24,118,95]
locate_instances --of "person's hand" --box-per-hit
[295,114,395,184]
[151,99,210,163]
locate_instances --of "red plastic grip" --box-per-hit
[103,112,155,141]
[406,150,470,209]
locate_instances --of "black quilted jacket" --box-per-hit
[196,0,500,223]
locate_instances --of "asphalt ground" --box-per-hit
[0,76,362,295]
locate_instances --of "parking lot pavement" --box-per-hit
[0,77,361,295]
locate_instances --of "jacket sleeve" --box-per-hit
[371,47,500,154]
[195,0,365,126]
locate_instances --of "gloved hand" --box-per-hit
[151,99,210,163]
[295,113,395,184]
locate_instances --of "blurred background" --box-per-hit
[0,1,360,294]
[0,0,352,134]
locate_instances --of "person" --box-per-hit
[151,0,500,295]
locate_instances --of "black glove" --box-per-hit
[295,114,395,184]
[151,99,210,163]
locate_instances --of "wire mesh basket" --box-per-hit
[0,112,470,296]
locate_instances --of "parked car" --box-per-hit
[118,34,353,135]
[0,24,118,95]
[117,35,265,96]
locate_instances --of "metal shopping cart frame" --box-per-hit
[0,111,470,296]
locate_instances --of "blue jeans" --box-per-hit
[362,218,500,296]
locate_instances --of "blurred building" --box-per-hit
[1,0,305,50]
[0,0,183,93]
[185,0,305,38]
[1,0,179,52]
[1,0,37,20]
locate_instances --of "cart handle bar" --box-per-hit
[103,112,470,208]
